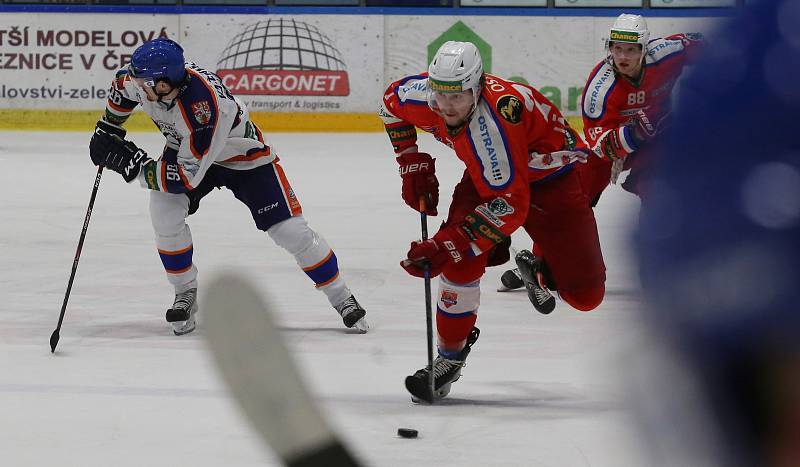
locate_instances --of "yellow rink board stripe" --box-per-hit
[0,109,584,134]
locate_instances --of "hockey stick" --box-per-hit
[419,198,435,403]
[50,166,103,353]
[203,273,362,467]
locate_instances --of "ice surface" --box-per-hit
[0,131,652,467]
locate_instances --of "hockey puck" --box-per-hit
[397,428,418,438]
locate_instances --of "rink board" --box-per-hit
[0,7,726,130]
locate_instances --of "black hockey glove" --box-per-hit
[89,119,127,166]
[94,132,153,183]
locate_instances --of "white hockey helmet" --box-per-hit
[607,14,650,53]
[427,41,484,113]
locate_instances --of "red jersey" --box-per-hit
[380,73,587,255]
[582,34,702,160]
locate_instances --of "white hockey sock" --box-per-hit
[268,216,351,306]
[150,191,197,293]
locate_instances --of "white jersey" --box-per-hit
[105,62,275,193]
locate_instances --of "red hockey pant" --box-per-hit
[440,169,606,311]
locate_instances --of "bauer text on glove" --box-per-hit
[396,152,439,215]
[400,225,473,278]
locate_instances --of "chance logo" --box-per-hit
[216,19,350,96]
[610,30,639,43]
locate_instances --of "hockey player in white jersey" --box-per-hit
[88,38,368,335]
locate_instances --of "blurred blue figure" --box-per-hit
[636,0,800,465]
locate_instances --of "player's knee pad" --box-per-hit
[436,276,480,346]
[269,216,341,288]
[268,216,323,255]
[149,191,189,237]
[560,283,605,312]
[268,216,331,264]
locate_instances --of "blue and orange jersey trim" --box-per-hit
[222,145,271,163]
[177,68,220,160]
[273,162,302,216]
[148,147,194,193]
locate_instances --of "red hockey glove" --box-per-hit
[396,152,439,216]
[400,225,473,278]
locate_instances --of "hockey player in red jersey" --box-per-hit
[88,38,368,335]
[500,13,702,297]
[380,41,605,402]
[580,13,702,200]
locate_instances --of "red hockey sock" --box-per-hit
[436,311,477,357]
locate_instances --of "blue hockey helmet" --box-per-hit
[129,38,187,87]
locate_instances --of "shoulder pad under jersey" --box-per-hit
[177,69,222,158]
[645,38,686,65]
[395,75,429,105]
[583,62,616,120]
[179,71,221,118]
[466,100,515,190]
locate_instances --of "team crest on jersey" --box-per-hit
[155,121,181,143]
[441,290,458,308]
[191,101,212,125]
[497,95,522,124]
[488,198,515,216]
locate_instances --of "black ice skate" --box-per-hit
[497,267,525,292]
[515,250,556,314]
[166,288,198,336]
[405,327,480,403]
[334,295,369,333]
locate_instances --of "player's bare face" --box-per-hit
[143,81,177,102]
[434,90,474,127]
[132,76,177,102]
[611,43,644,78]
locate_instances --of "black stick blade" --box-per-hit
[49,329,60,353]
